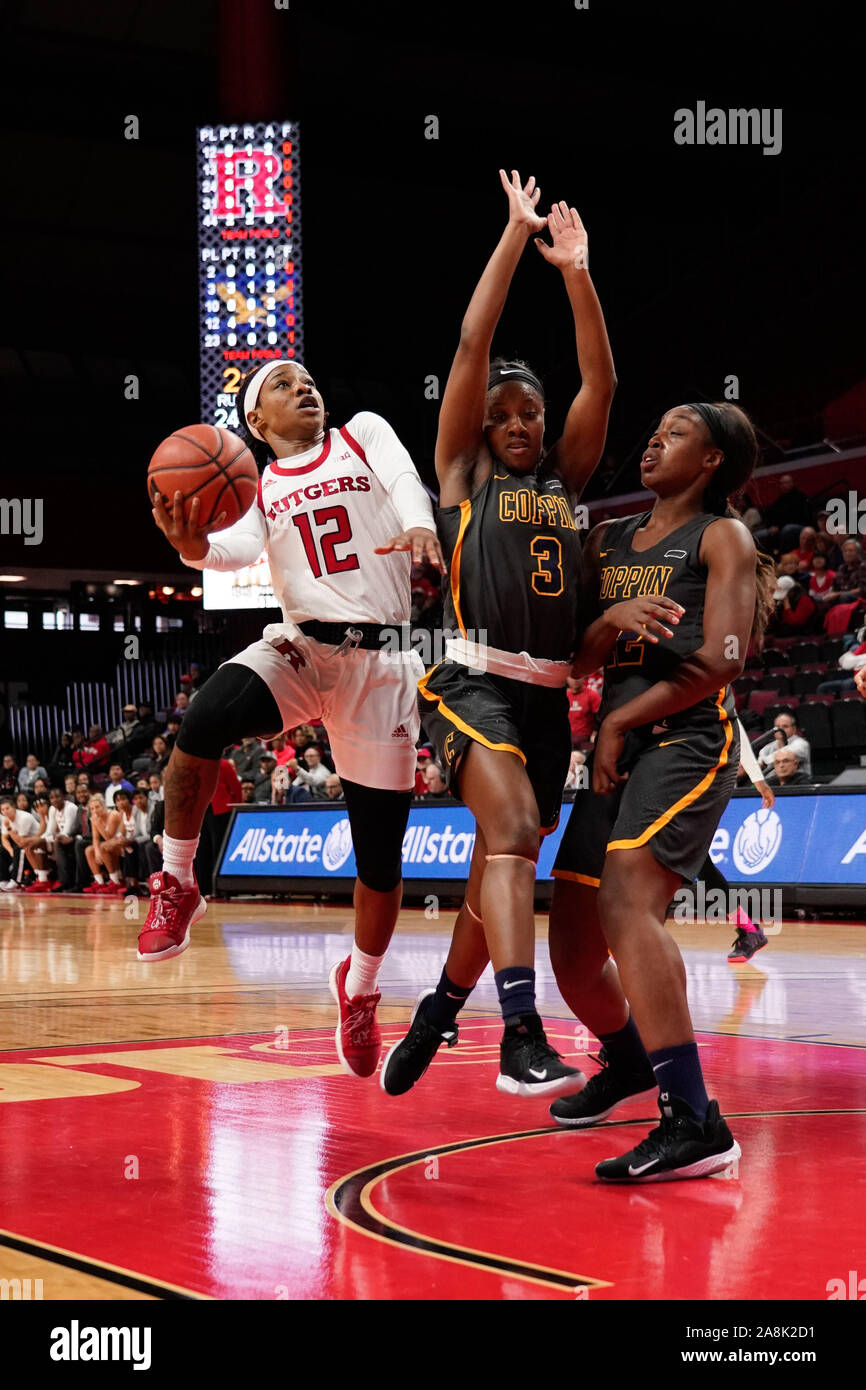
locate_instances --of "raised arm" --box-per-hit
[435,171,546,502]
[535,205,616,496]
[593,519,756,793]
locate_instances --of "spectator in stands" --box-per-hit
[134,735,170,778]
[163,716,183,751]
[82,795,126,896]
[186,662,206,691]
[240,780,256,804]
[758,711,812,777]
[817,634,866,696]
[254,755,278,803]
[50,785,82,891]
[47,731,74,782]
[267,733,296,767]
[753,473,813,555]
[131,788,161,881]
[0,793,39,891]
[782,526,818,574]
[414,744,434,793]
[75,772,92,794]
[775,552,799,580]
[63,772,78,797]
[128,700,162,761]
[422,762,448,796]
[815,512,844,569]
[104,762,134,809]
[0,754,18,794]
[292,725,317,757]
[16,791,33,813]
[829,539,866,606]
[71,725,111,775]
[565,749,587,791]
[17,753,48,794]
[324,774,344,800]
[808,550,836,604]
[566,675,601,749]
[168,691,191,721]
[288,744,331,801]
[765,747,811,787]
[19,794,56,892]
[107,704,142,763]
[770,575,817,633]
[739,493,762,533]
[147,771,164,806]
[271,766,291,805]
[231,736,267,781]
[31,777,50,801]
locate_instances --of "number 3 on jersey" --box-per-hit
[292,506,360,578]
[530,535,564,597]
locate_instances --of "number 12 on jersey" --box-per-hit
[292,507,360,578]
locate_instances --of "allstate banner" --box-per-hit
[218,793,866,887]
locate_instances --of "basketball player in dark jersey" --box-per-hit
[381,170,616,1099]
[547,401,775,1181]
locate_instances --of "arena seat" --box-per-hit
[762,669,793,693]
[789,641,823,665]
[748,689,781,716]
[793,666,829,696]
[831,699,866,749]
[798,698,834,752]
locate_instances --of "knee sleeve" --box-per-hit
[342,779,412,894]
[175,663,282,762]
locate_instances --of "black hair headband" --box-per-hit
[685,402,731,454]
[488,365,545,396]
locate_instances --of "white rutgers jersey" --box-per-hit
[187,412,432,625]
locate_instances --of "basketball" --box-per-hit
[147,425,258,532]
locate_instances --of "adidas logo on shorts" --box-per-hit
[391,725,410,739]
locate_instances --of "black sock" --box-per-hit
[647,1042,709,1122]
[598,1014,653,1077]
[494,966,537,1025]
[426,968,472,1030]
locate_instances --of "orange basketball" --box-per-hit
[147,425,258,532]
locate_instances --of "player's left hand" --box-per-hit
[856,667,866,698]
[593,717,628,795]
[375,528,447,572]
[535,203,589,272]
[755,779,775,810]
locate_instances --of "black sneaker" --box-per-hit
[496,1014,586,1099]
[550,1047,656,1127]
[595,1092,741,1183]
[727,926,768,963]
[380,990,458,1096]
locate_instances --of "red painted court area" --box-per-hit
[1,1022,863,1300]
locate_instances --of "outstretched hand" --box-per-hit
[374,527,447,573]
[535,202,589,271]
[499,169,547,234]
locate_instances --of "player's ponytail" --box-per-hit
[689,401,776,650]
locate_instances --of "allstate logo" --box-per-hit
[732,808,783,875]
[322,819,354,872]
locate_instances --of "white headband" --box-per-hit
[243,360,308,442]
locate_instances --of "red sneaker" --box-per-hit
[137,871,206,962]
[83,881,107,895]
[25,881,51,893]
[328,956,382,1079]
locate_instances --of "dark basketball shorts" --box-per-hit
[417,661,571,835]
[553,716,740,885]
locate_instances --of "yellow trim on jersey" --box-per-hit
[551,870,601,887]
[417,667,527,765]
[607,690,733,854]
[450,499,472,639]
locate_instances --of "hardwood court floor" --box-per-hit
[0,894,864,1300]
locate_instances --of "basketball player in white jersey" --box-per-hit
[141,359,443,1081]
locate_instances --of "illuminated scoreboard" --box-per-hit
[196,121,304,431]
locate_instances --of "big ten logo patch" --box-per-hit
[0,1039,345,1105]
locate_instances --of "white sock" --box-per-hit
[93,874,104,884]
[162,833,199,888]
[109,871,122,884]
[37,870,50,882]
[345,945,385,998]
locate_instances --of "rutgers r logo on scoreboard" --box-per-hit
[197,120,304,431]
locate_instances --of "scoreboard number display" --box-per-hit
[197,121,302,611]
[196,120,304,431]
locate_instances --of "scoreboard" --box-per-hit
[197,121,302,611]
[196,121,304,432]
